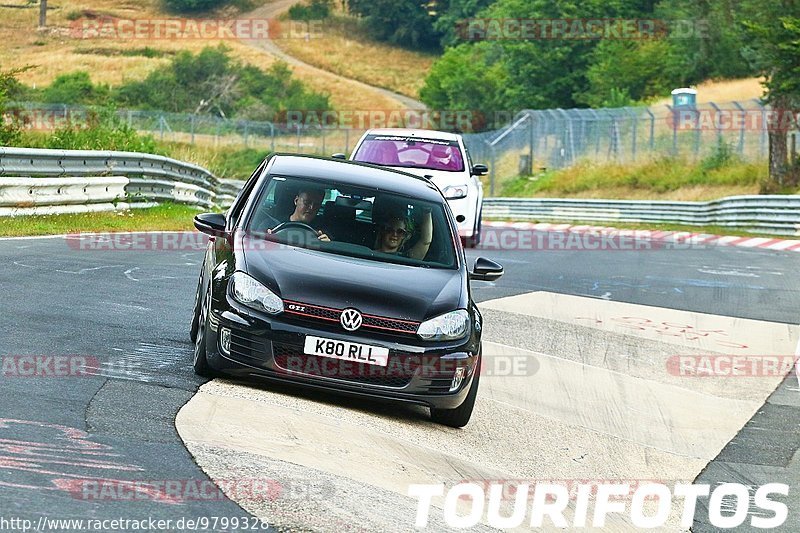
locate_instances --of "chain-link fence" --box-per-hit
[5,102,363,156]
[462,100,794,195]
[6,100,794,197]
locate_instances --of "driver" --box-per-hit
[273,187,331,242]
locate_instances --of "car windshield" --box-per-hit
[245,175,457,269]
[352,134,465,172]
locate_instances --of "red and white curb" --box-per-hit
[483,221,800,253]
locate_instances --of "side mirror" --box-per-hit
[472,164,488,176]
[194,213,227,237]
[469,257,503,281]
[331,153,347,160]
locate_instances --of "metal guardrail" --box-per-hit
[483,196,800,236]
[0,147,244,216]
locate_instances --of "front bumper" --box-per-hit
[446,195,480,239]
[204,301,480,410]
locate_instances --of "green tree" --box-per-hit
[433,0,495,48]
[288,0,333,21]
[421,0,659,114]
[347,0,441,49]
[740,0,800,188]
[580,39,686,106]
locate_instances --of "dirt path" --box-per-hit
[242,0,426,111]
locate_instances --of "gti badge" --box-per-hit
[340,308,363,332]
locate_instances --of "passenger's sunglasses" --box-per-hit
[382,226,408,237]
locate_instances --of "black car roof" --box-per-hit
[266,154,444,201]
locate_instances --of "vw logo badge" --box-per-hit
[340,308,363,332]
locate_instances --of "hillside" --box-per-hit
[273,12,435,101]
[0,0,404,111]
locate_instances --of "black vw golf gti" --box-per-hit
[190,154,503,427]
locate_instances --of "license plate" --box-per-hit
[303,336,389,367]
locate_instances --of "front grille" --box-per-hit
[272,342,418,388]
[283,300,419,336]
[229,329,269,362]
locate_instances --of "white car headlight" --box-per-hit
[230,272,284,315]
[442,185,468,200]
[417,310,470,341]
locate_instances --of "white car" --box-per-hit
[347,129,487,247]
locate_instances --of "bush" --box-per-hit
[42,72,110,106]
[113,46,331,119]
[0,69,22,145]
[34,106,160,153]
[163,0,230,13]
[288,0,332,21]
[700,138,737,173]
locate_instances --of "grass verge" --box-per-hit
[0,203,203,237]
[497,156,770,201]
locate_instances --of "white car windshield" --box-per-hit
[353,134,466,172]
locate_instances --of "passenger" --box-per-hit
[374,209,432,260]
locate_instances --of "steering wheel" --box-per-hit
[271,221,319,236]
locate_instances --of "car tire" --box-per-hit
[466,207,482,248]
[193,287,216,378]
[189,275,203,343]
[430,363,481,428]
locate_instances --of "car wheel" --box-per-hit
[430,362,481,428]
[193,287,216,378]
[466,209,482,248]
[189,275,203,343]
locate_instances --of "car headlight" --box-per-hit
[442,185,468,200]
[417,310,470,341]
[230,272,283,315]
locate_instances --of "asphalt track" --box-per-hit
[1,231,799,531]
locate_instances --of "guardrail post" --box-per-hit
[732,101,746,156]
[190,115,196,145]
[528,113,535,173]
[754,99,766,159]
[667,104,677,156]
